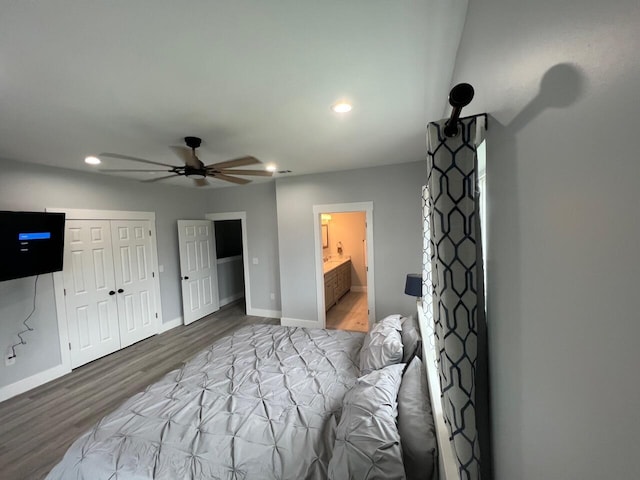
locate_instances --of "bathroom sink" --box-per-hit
[324,260,344,267]
[322,257,351,273]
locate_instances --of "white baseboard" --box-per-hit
[0,363,70,403]
[280,317,322,328]
[351,285,368,293]
[219,292,244,307]
[248,307,282,319]
[159,316,183,333]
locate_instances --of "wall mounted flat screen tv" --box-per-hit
[0,211,66,282]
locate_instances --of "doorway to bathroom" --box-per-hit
[313,202,375,332]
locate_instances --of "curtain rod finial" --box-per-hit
[445,83,475,137]
[449,83,475,107]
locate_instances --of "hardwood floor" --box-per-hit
[0,301,278,480]
[326,291,369,333]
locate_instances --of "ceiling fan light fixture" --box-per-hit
[331,102,352,113]
[84,155,101,165]
[265,163,277,172]
[185,171,207,180]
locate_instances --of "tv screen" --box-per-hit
[0,211,66,282]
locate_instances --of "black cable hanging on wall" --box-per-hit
[8,275,39,359]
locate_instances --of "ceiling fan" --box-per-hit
[99,136,273,187]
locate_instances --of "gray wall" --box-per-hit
[0,274,60,387]
[205,182,281,313]
[276,162,424,323]
[451,0,640,478]
[0,158,206,388]
[216,257,244,305]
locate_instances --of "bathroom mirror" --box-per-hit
[322,224,328,248]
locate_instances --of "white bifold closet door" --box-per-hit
[110,221,157,348]
[63,219,157,368]
[177,220,219,325]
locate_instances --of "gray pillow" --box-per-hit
[328,363,406,480]
[397,356,437,480]
[359,315,404,375]
[400,315,421,363]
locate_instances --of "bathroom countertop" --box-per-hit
[323,256,351,274]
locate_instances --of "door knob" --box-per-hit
[117,288,124,293]
[182,276,189,280]
[109,290,116,296]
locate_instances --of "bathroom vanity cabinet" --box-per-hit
[324,258,351,311]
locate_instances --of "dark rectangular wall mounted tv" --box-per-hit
[0,211,66,282]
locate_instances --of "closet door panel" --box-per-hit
[111,220,157,348]
[63,220,120,368]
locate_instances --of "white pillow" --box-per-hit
[328,363,406,480]
[359,315,404,375]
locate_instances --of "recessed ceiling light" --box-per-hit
[84,156,101,165]
[331,102,352,113]
[266,163,277,172]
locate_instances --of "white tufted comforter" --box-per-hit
[46,324,364,480]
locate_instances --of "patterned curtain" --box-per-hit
[422,117,491,479]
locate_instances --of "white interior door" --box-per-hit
[63,220,120,368]
[178,220,219,325]
[111,220,158,348]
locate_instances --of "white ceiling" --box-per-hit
[0,1,468,188]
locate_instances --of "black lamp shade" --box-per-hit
[404,273,422,297]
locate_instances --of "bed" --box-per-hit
[47,319,436,480]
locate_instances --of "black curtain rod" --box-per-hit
[458,112,488,127]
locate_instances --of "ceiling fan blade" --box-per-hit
[99,169,172,173]
[212,173,251,185]
[206,156,260,170]
[99,153,176,168]
[140,174,182,183]
[170,146,201,168]
[193,178,210,187]
[217,169,273,177]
